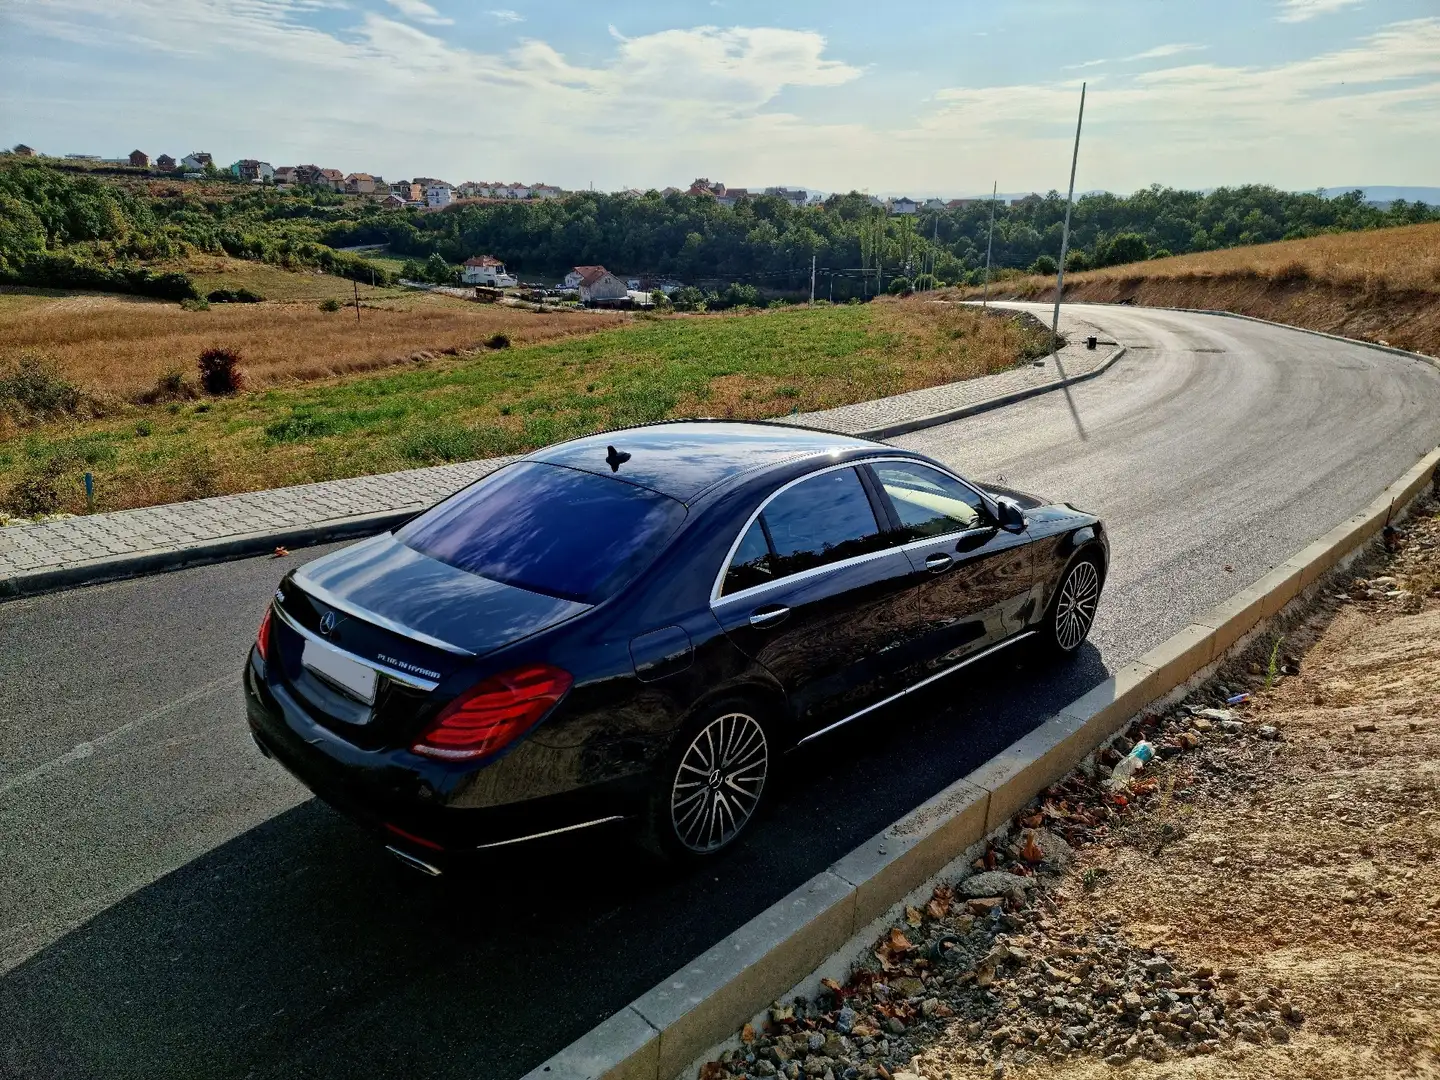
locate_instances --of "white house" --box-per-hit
[922,197,948,211]
[889,197,919,215]
[462,255,517,287]
[576,266,628,303]
[181,152,213,171]
[530,184,563,200]
[425,183,453,208]
[565,265,606,289]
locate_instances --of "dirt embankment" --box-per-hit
[953,222,1440,358]
[698,494,1440,1080]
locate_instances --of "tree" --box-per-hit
[424,252,455,284]
[1098,232,1149,267]
[887,276,913,296]
[1064,249,1092,273]
[1029,255,1058,276]
[912,273,937,292]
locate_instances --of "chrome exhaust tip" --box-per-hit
[385,845,443,877]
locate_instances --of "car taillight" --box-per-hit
[256,606,273,660]
[412,665,573,762]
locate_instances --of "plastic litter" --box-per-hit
[1104,741,1154,791]
[1226,692,1251,705]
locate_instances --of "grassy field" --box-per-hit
[0,299,1049,515]
[0,275,624,397]
[954,221,1440,355]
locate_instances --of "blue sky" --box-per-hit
[2,0,1437,194]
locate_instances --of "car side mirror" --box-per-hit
[994,497,1026,533]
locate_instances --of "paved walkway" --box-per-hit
[0,306,1114,586]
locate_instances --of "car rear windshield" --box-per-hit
[395,461,687,603]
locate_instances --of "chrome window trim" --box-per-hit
[289,577,476,657]
[273,603,442,692]
[709,455,996,606]
[795,630,1036,747]
[711,544,903,609]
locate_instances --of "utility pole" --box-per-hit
[982,180,998,309]
[353,278,361,323]
[1050,82,1086,360]
[810,254,816,303]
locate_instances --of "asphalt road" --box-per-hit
[3,305,1439,1079]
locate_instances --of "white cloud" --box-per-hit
[385,0,451,26]
[1276,0,1365,23]
[1123,43,1204,61]
[487,9,522,23]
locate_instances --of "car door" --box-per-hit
[710,465,915,733]
[865,460,1034,684]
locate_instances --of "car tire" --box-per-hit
[1039,554,1103,658]
[640,698,776,861]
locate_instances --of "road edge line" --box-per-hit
[520,443,1440,1080]
[855,345,1126,440]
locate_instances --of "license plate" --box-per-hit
[302,639,378,704]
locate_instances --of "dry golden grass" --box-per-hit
[953,222,1440,356]
[1091,221,1440,292]
[0,287,626,397]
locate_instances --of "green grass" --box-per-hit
[0,301,1047,515]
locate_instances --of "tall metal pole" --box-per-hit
[982,180,997,308]
[810,254,816,303]
[1050,82,1086,359]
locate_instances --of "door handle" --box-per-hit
[925,552,953,573]
[749,605,790,628]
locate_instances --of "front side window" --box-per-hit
[872,461,991,540]
[721,468,887,595]
[397,461,686,603]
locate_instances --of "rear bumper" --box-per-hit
[243,649,638,855]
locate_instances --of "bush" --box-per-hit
[708,282,760,310]
[887,276,914,296]
[318,298,342,312]
[0,353,84,424]
[1028,255,1058,276]
[911,273,937,292]
[206,287,265,303]
[1064,249,1092,273]
[141,366,197,404]
[0,251,200,301]
[197,347,246,395]
[671,285,706,311]
[1270,260,1310,285]
[485,332,511,349]
[181,298,210,311]
[3,458,65,517]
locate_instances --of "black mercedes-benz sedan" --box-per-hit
[245,421,1107,871]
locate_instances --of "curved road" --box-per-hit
[3,305,1439,1079]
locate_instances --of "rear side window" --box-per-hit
[722,519,774,596]
[397,461,686,603]
[873,461,990,540]
[721,468,886,595]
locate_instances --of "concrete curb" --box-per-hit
[1,347,1128,601]
[853,345,1126,440]
[1151,306,1440,371]
[523,443,1440,1080]
[0,507,419,600]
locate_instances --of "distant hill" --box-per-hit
[1322,186,1440,206]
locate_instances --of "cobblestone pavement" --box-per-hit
[0,305,1114,584]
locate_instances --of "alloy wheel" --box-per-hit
[1055,560,1100,651]
[670,712,769,853]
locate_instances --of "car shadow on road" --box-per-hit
[0,642,1106,1080]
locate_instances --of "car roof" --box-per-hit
[525,420,886,502]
